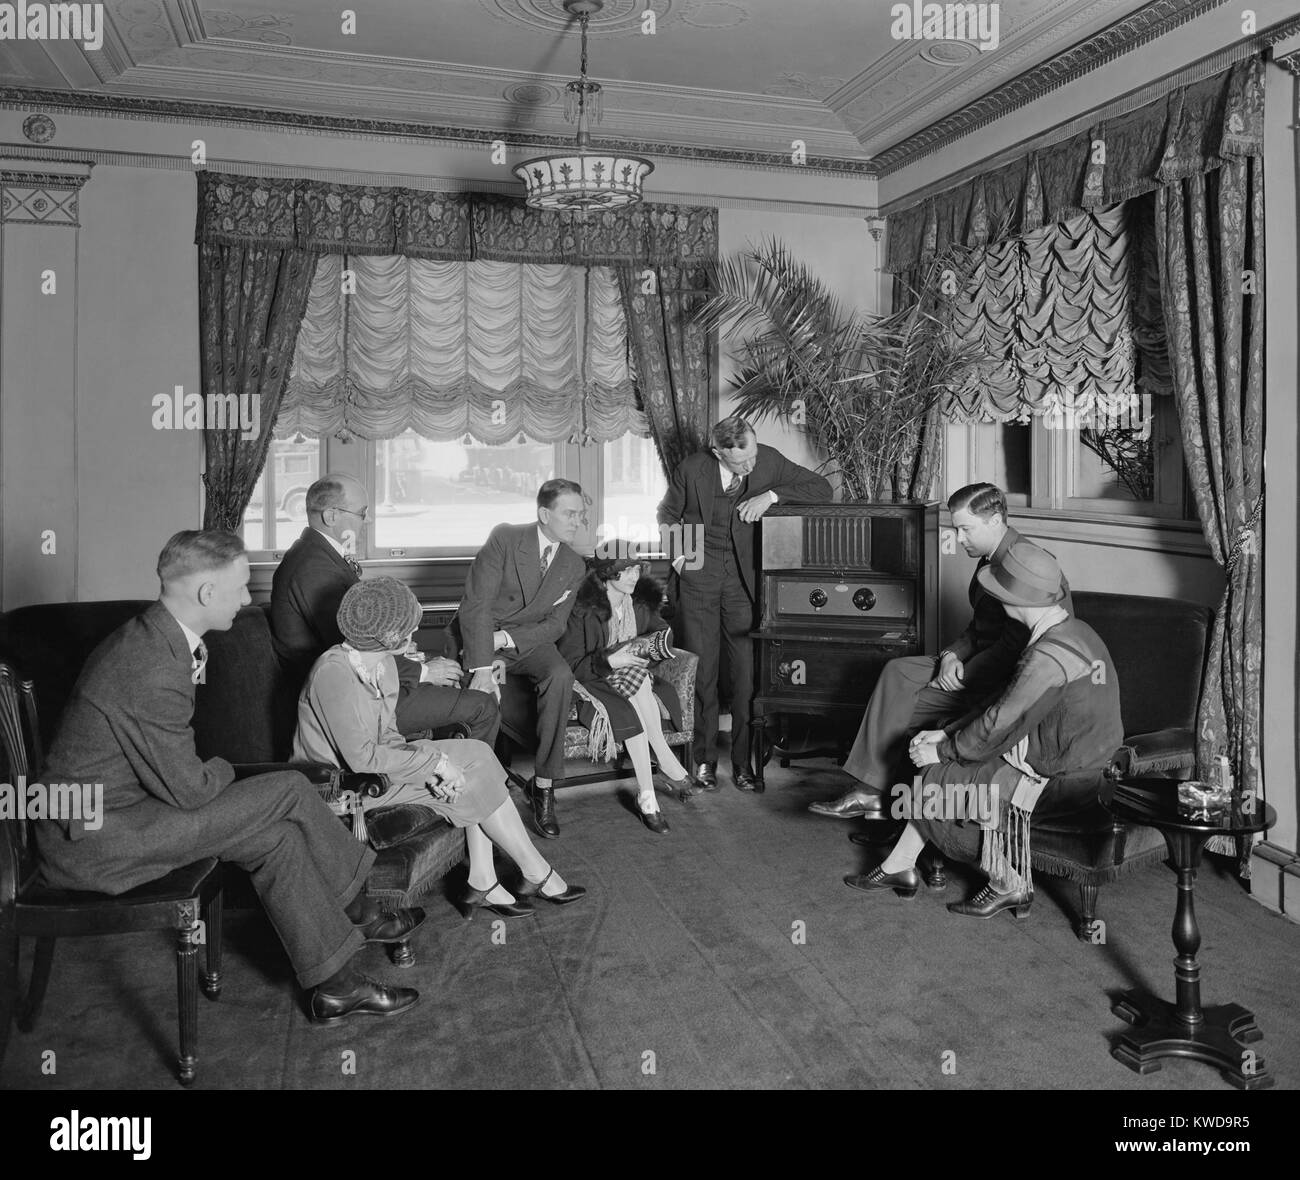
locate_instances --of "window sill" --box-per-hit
[940,507,1212,557]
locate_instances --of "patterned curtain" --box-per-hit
[1154,156,1265,867]
[198,241,317,532]
[616,263,712,477]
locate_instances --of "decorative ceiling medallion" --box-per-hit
[22,112,56,143]
[479,0,660,36]
[504,82,561,107]
[919,41,976,66]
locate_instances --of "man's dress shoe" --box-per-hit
[947,883,1032,920]
[808,788,885,819]
[356,906,426,945]
[309,975,420,1026]
[694,762,719,791]
[843,865,920,898]
[516,868,588,905]
[732,764,762,793]
[526,778,560,838]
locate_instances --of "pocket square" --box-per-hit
[553,590,572,606]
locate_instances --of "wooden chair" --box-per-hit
[0,660,223,1086]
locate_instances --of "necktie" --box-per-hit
[725,472,741,494]
[540,544,554,579]
[191,641,208,686]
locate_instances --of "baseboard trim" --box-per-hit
[1248,842,1300,923]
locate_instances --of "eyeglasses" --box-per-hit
[335,505,369,521]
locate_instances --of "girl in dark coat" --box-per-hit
[558,542,696,833]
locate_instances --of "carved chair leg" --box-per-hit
[389,939,415,969]
[175,915,200,1087]
[1077,881,1101,943]
[17,937,55,1032]
[202,889,223,1000]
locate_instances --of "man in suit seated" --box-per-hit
[270,474,499,745]
[33,530,424,1024]
[658,414,833,792]
[809,482,1072,824]
[445,479,587,839]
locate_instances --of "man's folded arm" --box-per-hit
[768,454,832,503]
[938,650,1067,764]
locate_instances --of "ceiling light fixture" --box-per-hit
[514,0,654,212]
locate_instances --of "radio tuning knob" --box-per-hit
[853,588,877,611]
[808,588,828,609]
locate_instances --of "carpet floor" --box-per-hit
[4,758,1298,1091]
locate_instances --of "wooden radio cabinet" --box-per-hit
[749,502,940,787]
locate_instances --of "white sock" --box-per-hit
[637,790,659,814]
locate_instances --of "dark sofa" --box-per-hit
[0,601,466,916]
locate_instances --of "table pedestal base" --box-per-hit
[1112,990,1273,1089]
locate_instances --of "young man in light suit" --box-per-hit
[445,479,587,838]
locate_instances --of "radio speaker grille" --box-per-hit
[803,516,871,567]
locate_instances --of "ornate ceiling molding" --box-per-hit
[870,0,1237,176]
[1276,51,1300,76]
[0,85,877,176]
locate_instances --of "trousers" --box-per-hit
[499,642,575,780]
[35,770,375,989]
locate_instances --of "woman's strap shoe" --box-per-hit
[516,867,588,904]
[635,803,671,834]
[946,884,1032,919]
[843,866,920,898]
[457,880,536,920]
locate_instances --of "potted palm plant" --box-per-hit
[694,238,987,501]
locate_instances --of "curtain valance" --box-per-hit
[885,57,1265,274]
[196,173,717,267]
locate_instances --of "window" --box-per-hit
[598,434,668,546]
[952,394,1191,520]
[242,431,321,554]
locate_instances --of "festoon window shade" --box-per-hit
[279,254,646,444]
[943,199,1171,423]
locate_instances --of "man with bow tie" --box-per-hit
[34,531,424,1024]
[659,415,833,793]
[444,479,587,838]
[270,474,499,745]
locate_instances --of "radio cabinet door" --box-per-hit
[761,639,903,707]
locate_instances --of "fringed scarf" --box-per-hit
[978,736,1049,893]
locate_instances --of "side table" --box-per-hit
[1102,777,1275,1090]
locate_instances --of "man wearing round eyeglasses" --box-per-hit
[271,474,500,744]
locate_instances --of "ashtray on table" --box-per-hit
[1176,780,1232,821]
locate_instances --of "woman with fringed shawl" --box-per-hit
[558,540,699,833]
[846,542,1123,918]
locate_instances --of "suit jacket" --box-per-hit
[947,526,1075,690]
[447,522,585,669]
[40,602,235,841]
[657,443,833,599]
[269,526,424,698]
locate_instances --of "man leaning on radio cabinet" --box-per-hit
[809,482,1073,821]
[658,414,833,794]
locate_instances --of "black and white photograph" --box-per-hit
[0,0,1297,1136]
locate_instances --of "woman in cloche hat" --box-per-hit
[294,577,586,919]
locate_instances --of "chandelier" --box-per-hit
[514,0,654,212]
